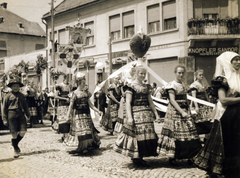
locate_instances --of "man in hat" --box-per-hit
[2,75,30,158]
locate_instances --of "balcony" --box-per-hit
[187,18,240,37]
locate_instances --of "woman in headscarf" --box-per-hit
[193,51,240,178]
[63,72,102,153]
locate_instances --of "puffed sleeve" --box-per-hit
[123,83,134,94]
[209,76,229,98]
[87,91,92,98]
[162,81,177,98]
[146,84,152,94]
[55,85,62,93]
[108,84,115,92]
[188,81,198,94]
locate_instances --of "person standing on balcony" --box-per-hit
[193,52,240,178]
[157,65,202,166]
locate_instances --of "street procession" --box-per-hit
[1,0,240,178]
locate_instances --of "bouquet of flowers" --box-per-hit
[34,54,48,75]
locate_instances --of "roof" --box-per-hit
[42,0,99,19]
[0,7,45,37]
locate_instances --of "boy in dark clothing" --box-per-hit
[2,76,30,158]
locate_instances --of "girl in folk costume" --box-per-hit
[157,65,202,166]
[100,76,122,135]
[53,75,70,130]
[63,72,102,153]
[114,65,159,166]
[47,85,57,124]
[0,76,11,129]
[193,52,240,178]
[28,80,38,126]
[114,65,136,134]
[189,69,212,122]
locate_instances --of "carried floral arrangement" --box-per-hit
[34,54,48,75]
[17,60,29,74]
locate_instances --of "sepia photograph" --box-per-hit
[0,0,240,177]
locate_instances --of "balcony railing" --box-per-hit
[187,18,240,36]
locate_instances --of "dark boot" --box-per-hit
[15,135,23,153]
[11,139,19,158]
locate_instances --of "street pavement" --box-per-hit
[0,117,209,178]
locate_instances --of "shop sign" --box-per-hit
[188,47,239,56]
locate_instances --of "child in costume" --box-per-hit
[2,75,30,158]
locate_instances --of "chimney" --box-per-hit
[0,3,7,9]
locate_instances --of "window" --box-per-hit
[163,0,176,30]
[49,31,57,53]
[0,41,6,48]
[110,15,120,40]
[123,11,135,38]
[35,44,44,50]
[194,0,228,19]
[0,59,4,70]
[0,50,7,58]
[147,4,160,33]
[58,29,66,44]
[85,21,94,45]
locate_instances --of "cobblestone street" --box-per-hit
[0,118,208,178]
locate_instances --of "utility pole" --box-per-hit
[108,37,112,74]
[51,0,55,68]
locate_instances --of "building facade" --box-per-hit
[0,3,46,76]
[42,0,240,92]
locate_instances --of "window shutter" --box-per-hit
[193,0,203,18]
[123,11,134,27]
[147,4,160,23]
[110,15,120,32]
[163,0,176,19]
[219,0,228,18]
[202,0,218,14]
